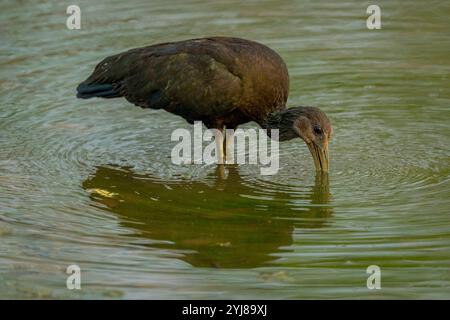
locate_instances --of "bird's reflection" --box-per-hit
[82,165,333,268]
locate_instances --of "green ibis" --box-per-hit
[77,37,332,172]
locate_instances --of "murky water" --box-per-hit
[1,0,449,299]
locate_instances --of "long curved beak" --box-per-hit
[307,141,329,173]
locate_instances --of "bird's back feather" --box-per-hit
[77,37,289,128]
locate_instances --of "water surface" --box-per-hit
[1,0,449,298]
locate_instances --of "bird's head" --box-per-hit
[292,107,332,173]
[269,106,332,173]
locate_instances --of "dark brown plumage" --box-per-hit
[77,37,332,172]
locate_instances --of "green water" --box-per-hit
[1,0,449,299]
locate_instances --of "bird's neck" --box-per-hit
[261,109,298,141]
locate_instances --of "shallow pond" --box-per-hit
[1,0,449,298]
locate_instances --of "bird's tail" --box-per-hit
[76,83,121,99]
[76,52,129,99]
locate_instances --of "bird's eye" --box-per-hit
[313,126,322,135]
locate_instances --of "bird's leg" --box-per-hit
[215,163,226,180]
[224,128,235,164]
[214,127,225,165]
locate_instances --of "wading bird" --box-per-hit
[77,37,332,172]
